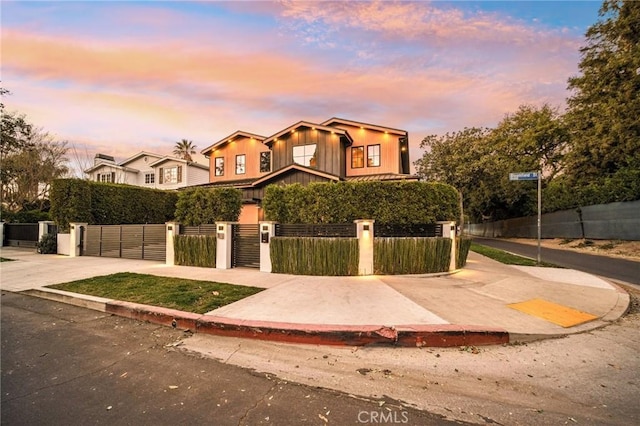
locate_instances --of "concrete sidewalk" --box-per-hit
[0,247,630,347]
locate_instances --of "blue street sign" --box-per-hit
[509,172,539,181]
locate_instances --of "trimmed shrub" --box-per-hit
[374,237,451,274]
[174,235,217,267]
[36,233,57,254]
[270,237,359,276]
[50,179,178,231]
[263,181,459,224]
[175,187,242,226]
[456,236,472,269]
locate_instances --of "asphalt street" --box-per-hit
[473,237,640,286]
[0,292,462,426]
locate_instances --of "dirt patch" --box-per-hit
[507,238,640,261]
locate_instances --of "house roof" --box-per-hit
[321,117,407,136]
[263,121,353,147]
[120,151,164,167]
[149,156,209,170]
[84,162,139,174]
[346,173,419,182]
[201,131,267,156]
[251,163,341,187]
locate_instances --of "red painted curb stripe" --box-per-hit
[104,301,510,347]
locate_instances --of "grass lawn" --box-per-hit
[49,272,264,314]
[0,257,15,262]
[470,243,558,267]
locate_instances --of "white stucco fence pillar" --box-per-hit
[216,222,235,269]
[0,222,4,247]
[438,221,457,272]
[38,221,55,242]
[165,222,179,266]
[69,222,88,257]
[259,221,277,273]
[354,219,375,276]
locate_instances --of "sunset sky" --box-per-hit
[1,1,602,172]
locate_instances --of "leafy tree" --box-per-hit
[173,139,196,162]
[1,111,69,212]
[415,105,568,221]
[565,0,640,183]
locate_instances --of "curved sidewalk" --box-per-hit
[1,248,630,347]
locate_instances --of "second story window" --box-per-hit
[293,144,317,168]
[236,154,246,175]
[367,144,381,167]
[260,151,271,173]
[351,146,364,168]
[215,157,224,176]
[145,173,155,184]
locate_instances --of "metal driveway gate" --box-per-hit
[84,224,166,261]
[232,224,260,268]
[3,223,39,247]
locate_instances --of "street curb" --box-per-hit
[19,289,510,347]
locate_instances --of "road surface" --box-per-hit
[473,237,639,286]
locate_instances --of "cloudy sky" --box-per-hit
[1,1,601,171]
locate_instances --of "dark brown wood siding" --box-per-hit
[242,169,334,202]
[271,128,346,177]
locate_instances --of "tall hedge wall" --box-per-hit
[262,181,459,224]
[50,179,178,230]
[174,187,242,225]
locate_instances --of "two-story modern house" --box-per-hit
[200,117,414,223]
[85,151,210,190]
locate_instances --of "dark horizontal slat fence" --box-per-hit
[276,223,356,238]
[180,224,218,235]
[4,223,39,247]
[374,223,443,238]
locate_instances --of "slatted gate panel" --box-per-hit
[84,224,166,261]
[233,224,260,268]
[4,223,39,247]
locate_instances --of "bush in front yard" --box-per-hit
[36,233,57,254]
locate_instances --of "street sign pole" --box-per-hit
[537,170,541,264]
[509,171,542,264]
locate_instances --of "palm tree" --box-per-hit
[173,139,196,162]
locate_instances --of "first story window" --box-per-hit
[97,172,114,183]
[367,144,381,167]
[260,151,271,173]
[293,144,317,168]
[351,146,364,168]
[215,157,224,176]
[145,173,155,184]
[159,166,182,184]
[236,154,246,175]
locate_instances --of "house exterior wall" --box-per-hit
[90,164,133,184]
[270,128,346,177]
[330,123,403,177]
[207,136,271,183]
[121,155,162,187]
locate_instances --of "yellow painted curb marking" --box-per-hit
[508,298,598,328]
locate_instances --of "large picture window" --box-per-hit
[367,144,381,167]
[160,166,182,184]
[215,157,224,176]
[260,151,271,173]
[351,146,364,168]
[236,154,246,175]
[293,144,317,168]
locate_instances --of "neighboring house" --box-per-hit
[85,151,209,190]
[200,117,415,223]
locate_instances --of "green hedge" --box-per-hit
[50,179,178,231]
[456,236,472,269]
[263,181,459,224]
[174,187,242,225]
[270,237,359,276]
[174,235,217,267]
[374,237,451,274]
